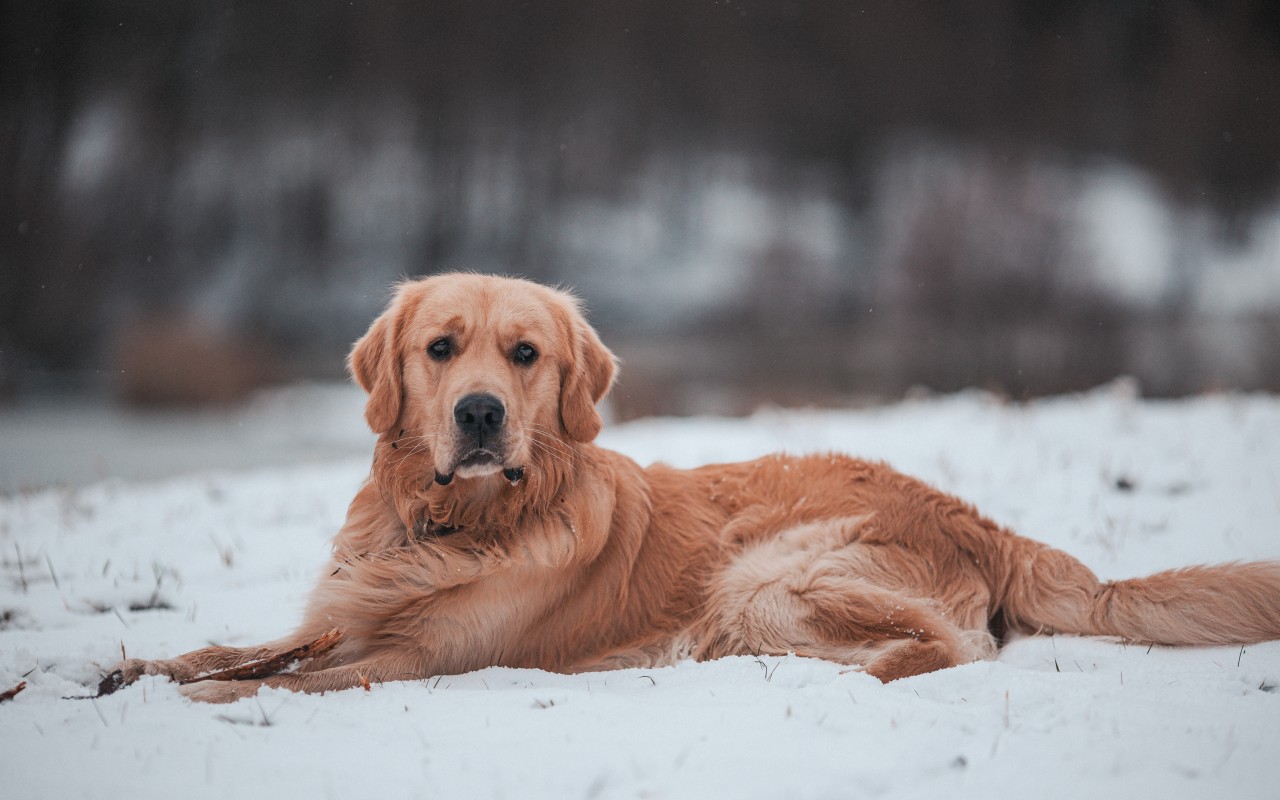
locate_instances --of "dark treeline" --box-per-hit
[3,1,1279,408]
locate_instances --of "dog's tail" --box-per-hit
[988,534,1280,646]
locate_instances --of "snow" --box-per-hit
[3,382,1280,799]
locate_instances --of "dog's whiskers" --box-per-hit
[394,431,440,444]
[390,433,440,451]
[528,442,574,474]
[526,428,573,457]
[526,424,576,453]
[528,424,601,469]
[387,443,432,471]
[385,431,441,470]
[525,432,577,471]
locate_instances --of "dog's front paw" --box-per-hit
[179,679,264,704]
[98,658,183,696]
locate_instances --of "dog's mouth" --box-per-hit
[458,450,501,470]
[434,449,525,485]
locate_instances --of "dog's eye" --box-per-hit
[428,338,452,361]
[513,343,538,365]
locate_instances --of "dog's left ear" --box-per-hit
[559,298,618,443]
[348,293,407,435]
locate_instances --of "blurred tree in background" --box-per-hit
[3,0,1279,412]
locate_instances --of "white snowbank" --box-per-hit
[2,384,1279,799]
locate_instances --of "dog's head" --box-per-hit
[348,274,617,486]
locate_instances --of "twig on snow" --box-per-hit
[44,553,61,591]
[0,681,27,703]
[14,544,27,594]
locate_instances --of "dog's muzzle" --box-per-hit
[432,393,524,485]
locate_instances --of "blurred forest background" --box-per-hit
[4,0,1280,418]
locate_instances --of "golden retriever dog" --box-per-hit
[101,273,1280,702]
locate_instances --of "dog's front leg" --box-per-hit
[99,629,338,696]
[101,643,280,695]
[179,653,426,703]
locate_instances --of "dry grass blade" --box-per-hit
[180,629,344,685]
[1,680,28,703]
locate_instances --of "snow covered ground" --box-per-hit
[2,382,1279,799]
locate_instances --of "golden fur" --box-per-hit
[108,274,1280,702]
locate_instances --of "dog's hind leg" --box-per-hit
[727,574,990,681]
[707,527,995,682]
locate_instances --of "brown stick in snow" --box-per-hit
[1,681,27,703]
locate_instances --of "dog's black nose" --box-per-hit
[454,393,505,437]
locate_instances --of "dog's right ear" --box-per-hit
[348,296,405,435]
